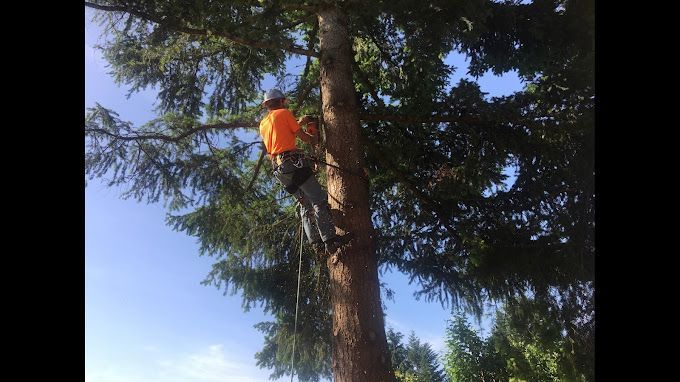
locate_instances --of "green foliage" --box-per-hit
[445,289,593,382]
[492,286,594,382]
[387,328,448,382]
[444,313,508,382]
[85,0,594,379]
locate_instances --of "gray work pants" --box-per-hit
[274,157,337,244]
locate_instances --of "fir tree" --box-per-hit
[85,1,594,381]
[387,328,448,382]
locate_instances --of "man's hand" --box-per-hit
[298,115,311,125]
[296,127,318,146]
[306,122,318,137]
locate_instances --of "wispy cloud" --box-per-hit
[158,344,262,382]
[385,316,408,333]
[86,344,269,382]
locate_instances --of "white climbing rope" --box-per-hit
[290,213,304,382]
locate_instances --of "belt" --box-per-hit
[272,150,302,166]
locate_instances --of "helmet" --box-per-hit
[263,88,286,103]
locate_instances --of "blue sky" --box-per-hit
[85,9,522,382]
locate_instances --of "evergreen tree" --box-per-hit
[85,1,594,381]
[405,332,448,382]
[489,290,594,382]
[445,295,593,382]
[387,328,448,382]
[444,314,508,382]
[387,328,409,377]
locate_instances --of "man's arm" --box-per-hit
[295,115,318,145]
[296,126,318,145]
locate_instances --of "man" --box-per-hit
[259,88,351,255]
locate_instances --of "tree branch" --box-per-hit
[133,141,192,204]
[245,146,267,193]
[279,14,316,32]
[352,62,477,125]
[281,3,321,13]
[363,137,461,240]
[292,23,320,113]
[359,113,478,125]
[85,121,258,143]
[367,34,403,72]
[84,2,320,57]
[353,65,463,240]
[353,61,384,108]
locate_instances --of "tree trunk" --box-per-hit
[317,7,397,382]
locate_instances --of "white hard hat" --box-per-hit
[263,89,286,103]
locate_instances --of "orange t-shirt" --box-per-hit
[259,108,301,156]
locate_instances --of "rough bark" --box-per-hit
[318,6,397,382]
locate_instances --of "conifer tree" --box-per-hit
[445,297,593,382]
[387,328,448,382]
[85,1,594,381]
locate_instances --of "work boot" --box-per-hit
[324,232,354,255]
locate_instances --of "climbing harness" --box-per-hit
[290,212,304,382]
[273,150,306,167]
[273,151,314,194]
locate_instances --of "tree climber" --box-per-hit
[259,89,352,255]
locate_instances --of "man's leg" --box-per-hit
[296,191,323,245]
[297,174,337,243]
[277,160,351,254]
[275,160,328,252]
